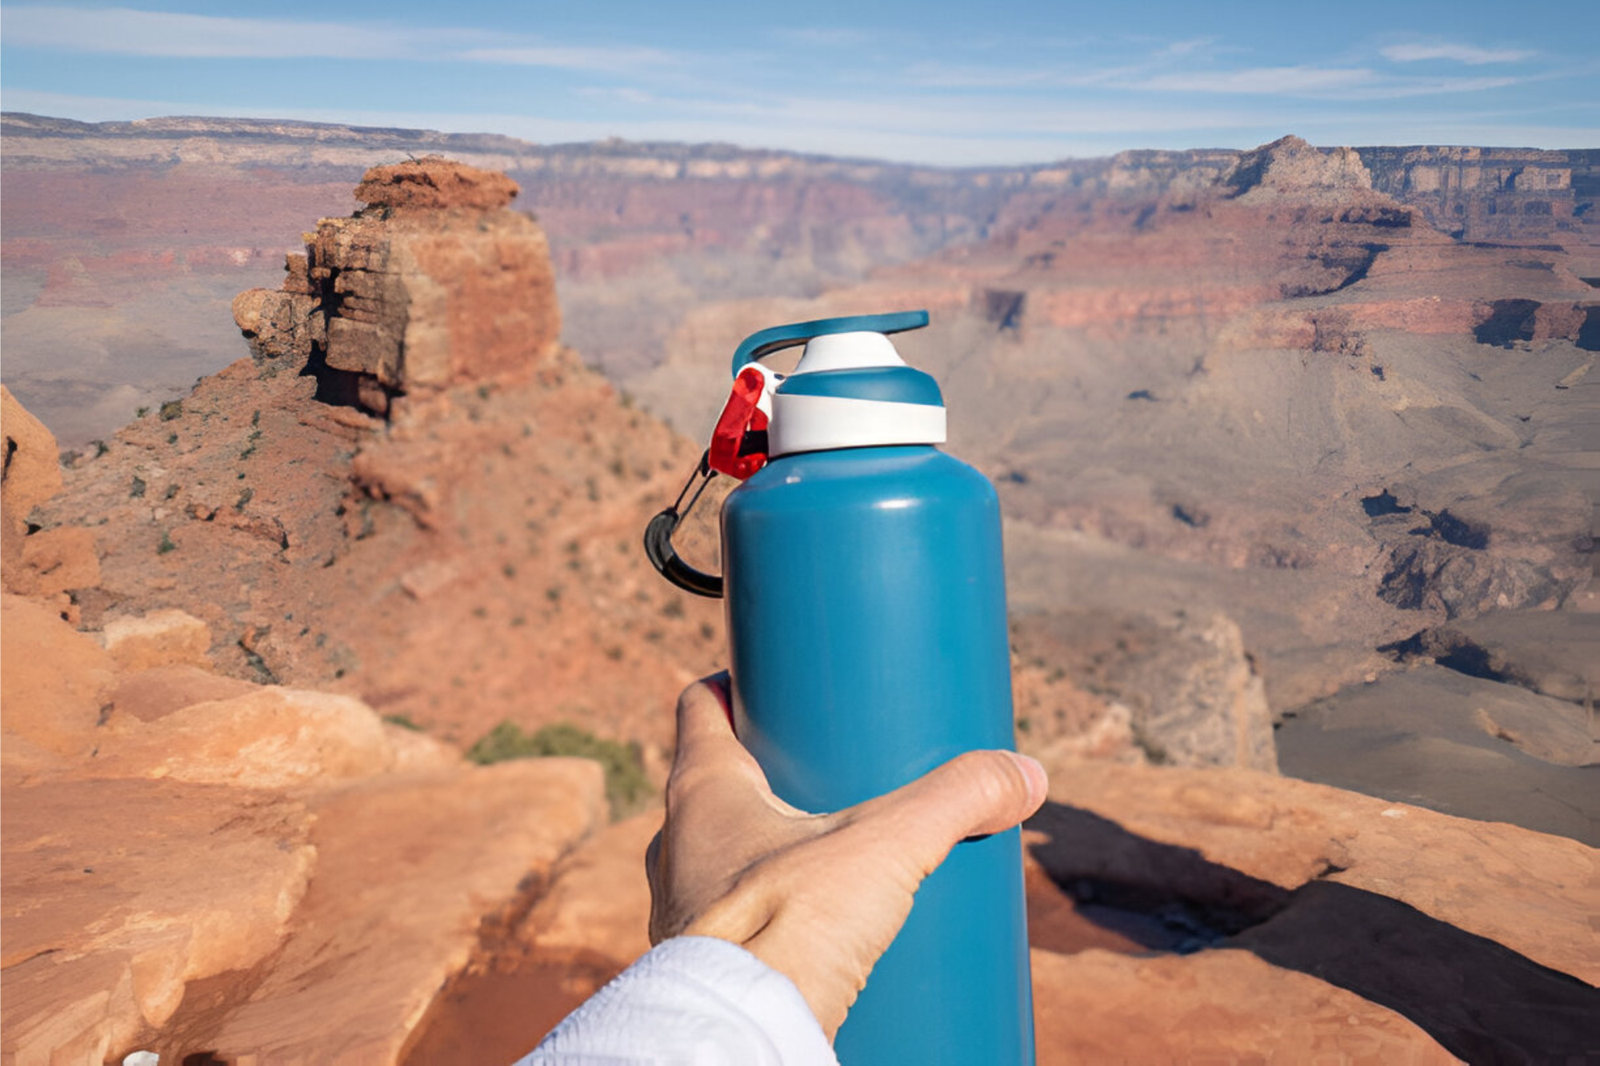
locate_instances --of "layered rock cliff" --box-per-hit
[6,113,1597,446]
[234,159,559,416]
[28,161,726,763]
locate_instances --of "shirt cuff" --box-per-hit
[517,935,839,1066]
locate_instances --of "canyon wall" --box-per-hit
[5,114,1597,446]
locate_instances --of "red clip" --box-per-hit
[708,366,774,479]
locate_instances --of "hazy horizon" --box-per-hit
[7,108,1598,172]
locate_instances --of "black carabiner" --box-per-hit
[643,451,724,598]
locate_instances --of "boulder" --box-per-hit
[0,778,315,1060]
[0,593,113,767]
[106,664,257,724]
[17,524,100,599]
[89,686,397,790]
[231,286,321,361]
[1029,759,1596,986]
[1026,760,1599,1061]
[144,759,606,1065]
[1031,947,1460,1065]
[101,609,212,671]
[1,384,63,516]
[1,385,67,595]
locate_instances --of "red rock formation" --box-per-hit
[1,385,100,618]
[355,159,519,211]
[234,158,561,416]
[38,164,723,765]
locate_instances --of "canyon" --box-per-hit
[5,113,1596,445]
[2,119,1597,1063]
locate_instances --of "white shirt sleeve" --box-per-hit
[515,935,839,1066]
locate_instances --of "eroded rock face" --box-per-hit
[233,158,561,416]
[148,759,603,1065]
[1012,608,1277,771]
[1,778,317,1055]
[1,384,62,517]
[355,159,519,211]
[40,159,723,768]
[1,386,98,613]
[0,593,114,770]
[231,284,321,363]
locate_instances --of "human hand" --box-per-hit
[646,674,1047,1040]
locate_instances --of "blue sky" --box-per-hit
[2,1,1596,164]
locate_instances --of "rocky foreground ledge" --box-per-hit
[2,160,1596,1064]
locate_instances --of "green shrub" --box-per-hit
[159,400,183,422]
[156,531,177,555]
[382,713,423,731]
[466,720,651,818]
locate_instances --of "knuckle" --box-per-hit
[950,750,1026,811]
[664,762,718,806]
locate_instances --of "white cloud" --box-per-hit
[1159,38,1217,57]
[770,28,871,47]
[456,45,680,73]
[1134,66,1375,94]
[0,5,457,58]
[1381,43,1535,65]
[1123,66,1522,100]
[0,5,681,71]
[902,61,1523,101]
[902,62,1089,89]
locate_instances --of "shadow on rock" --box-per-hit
[1027,801,1600,1064]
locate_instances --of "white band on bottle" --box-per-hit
[769,394,947,457]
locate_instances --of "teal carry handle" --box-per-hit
[730,310,929,376]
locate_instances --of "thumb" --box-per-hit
[838,750,1048,883]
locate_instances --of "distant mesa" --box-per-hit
[1222,134,1378,203]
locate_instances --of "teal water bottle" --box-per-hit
[645,311,1034,1064]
